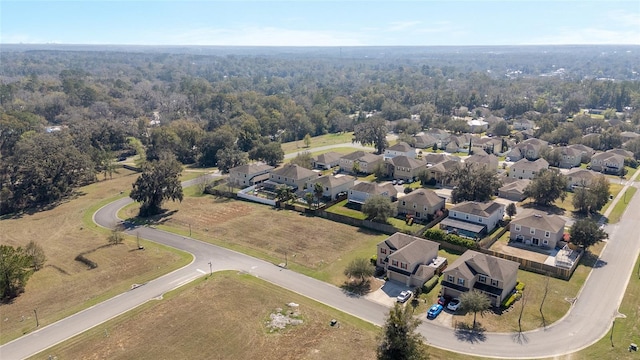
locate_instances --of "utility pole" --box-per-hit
[285,251,288,268]
[189,224,192,237]
[34,309,39,327]
[208,261,212,276]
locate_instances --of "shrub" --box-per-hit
[370,254,377,266]
[403,187,413,194]
[515,281,525,292]
[424,228,445,241]
[424,228,476,248]
[422,275,439,294]
[501,291,522,309]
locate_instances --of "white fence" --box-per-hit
[237,185,276,206]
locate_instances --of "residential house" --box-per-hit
[468,119,489,133]
[397,189,445,220]
[311,151,342,170]
[513,119,535,131]
[621,131,639,144]
[305,174,355,200]
[228,163,274,188]
[565,168,599,189]
[440,250,519,307]
[510,211,566,249]
[498,178,531,201]
[506,138,549,161]
[413,133,438,149]
[553,146,582,168]
[425,159,461,186]
[386,156,427,181]
[376,233,444,287]
[423,153,459,166]
[607,148,634,159]
[347,182,397,205]
[465,153,499,172]
[471,137,502,155]
[590,151,625,174]
[269,164,318,190]
[567,144,595,163]
[439,201,505,238]
[385,142,417,159]
[509,158,549,180]
[339,151,383,174]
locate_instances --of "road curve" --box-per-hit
[2,178,639,359]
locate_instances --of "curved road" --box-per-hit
[2,177,640,359]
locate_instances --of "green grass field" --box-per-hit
[281,132,354,154]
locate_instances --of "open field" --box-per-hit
[121,195,388,285]
[0,169,191,344]
[281,132,354,154]
[30,271,380,360]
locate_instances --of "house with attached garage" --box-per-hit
[311,151,342,170]
[590,151,625,174]
[384,142,417,159]
[565,168,599,189]
[439,201,505,239]
[305,174,355,200]
[440,250,519,307]
[228,163,274,188]
[385,155,427,181]
[498,178,530,201]
[465,153,499,172]
[506,138,549,161]
[397,189,445,220]
[509,158,549,180]
[339,151,383,174]
[413,133,438,149]
[376,233,446,287]
[347,182,397,205]
[509,211,566,249]
[269,163,318,190]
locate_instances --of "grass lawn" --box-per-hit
[326,199,367,220]
[31,271,380,360]
[0,169,191,345]
[387,217,422,233]
[607,187,637,224]
[121,196,387,285]
[600,183,624,214]
[285,146,365,163]
[571,255,640,359]
[281,132,354,154]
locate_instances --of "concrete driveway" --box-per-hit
[365,279,410,307]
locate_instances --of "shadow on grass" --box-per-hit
[1,190,88,220]
[521,202,566,215]
[124,209,178,227]
[340,279,371,297]
[454,322,487,343]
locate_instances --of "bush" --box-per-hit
[424,228,445,241]
[424,228,476,248]
[515,281,525,292]
[501,291,522,309]
[370,254,377,266]
[403,187,413,194]
[422,275,439,294]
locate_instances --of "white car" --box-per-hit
[447,298,461,311]
[396,290,412,303]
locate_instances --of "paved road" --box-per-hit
[2,175,640,359]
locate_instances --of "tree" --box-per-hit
[344,257,374,284]
[624,137,640,160]
[362,195,396,223]
[373,162,390,179]
[290,151,313,169]
[569,218,608,250]
[493,120,510,136]
[313,182,324,207]
[216,147,248,174]
[572,175,610,214]
[304,192,314,209]
[377,303,429,360]
[303,133,312,148]
[524,169,568,206]
[447,163,501,203]
[460,290,492,329]
[197,125,236,167]
[275,184,296,203]
[249,141,284,166]
[24,241,46,271]
[130,153,184,217]
[353,117,388,154]
[506,203,517,219]
[108,228,125,245]
[0,245,33,301]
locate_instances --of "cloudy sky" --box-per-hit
[2,1,639,46]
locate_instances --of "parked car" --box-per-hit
[427,304,444,319]
[396,290,412,303]
[391,179,397,185]
[398,180,404,185]
[437,295,451,306]
[447,298,461,311]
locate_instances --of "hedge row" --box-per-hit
[422,275,439,294]
[502,281,526,309]
[424,228,476,249]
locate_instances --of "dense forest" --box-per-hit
[1,45,639,215]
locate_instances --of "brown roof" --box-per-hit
[382,232,419,250]
[498,179,530,194]
[341,150,368,161]
[565,168,598,181]
[444,250,519,282]
[387,156,426,169]
[388,238,440,264]
[312,174,355,188]
[451,201,504,217]
[511,211,566,233]
[465,153,498,166]
[271,163,317,180]
[230,163,274,174]
[511,158,549,172]
[401,189,445,208]
[387,142,414,152]
[350,182,398,197]
[313,151,342,164]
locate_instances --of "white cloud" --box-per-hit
[147,26,368,46]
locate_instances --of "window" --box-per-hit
[530,228,536,234]
[478,275,487,283]
[447,275,455,282]
[545,231,550,238]
[401,263,407,270]
[543,239,549,245]
[452,211,457,217]
[380,248,387,254]
[478,218,483,223]
[391,260,398,267]
[465,215,469,220]
[515,224,521,231]
[402,201,406,206]
[458,278,465,286]
[491,279,499,287]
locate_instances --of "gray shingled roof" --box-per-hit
[401,189,444,207]
[511,211,566,233]
[388,238,440,265]
[271,163,317,180]
[511,158,549,172]
[451,201,503,217]
[387,142,414,152]
[387,155,426,169]
[313,151,342,164]
[444,250,519,282]
[350,182,398,196]
[313,174,355,188]
[231,163,274,174]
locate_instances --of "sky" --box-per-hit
[2,1,639,46]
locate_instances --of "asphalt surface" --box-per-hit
[2,174,640,359]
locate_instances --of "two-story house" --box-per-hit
[425,159,461,186]
[269,164,318,190]
[376,233,445,287]
[567,144,595,164]
[413,133,438,149]
[553,146,582,168]
[311,151,342,170]
[347,182,398,205]
[440,201,505,239]
[590,151,625,174]
[509,212,566,249]
[228,163,274,188]
[385,156,427,181]
[305,174,355,200]
[339,151,383,174]
[441,250,519,307]
[509,158,549,180]
[512,119,535,131]
[465,153,499,172]
[565,168,599,189]
[439,201,505,239]
[498,178,530,201]
[506,138,549,161]
[397,189,445,220]
[384,142,417,159]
